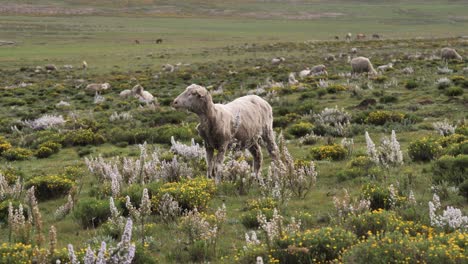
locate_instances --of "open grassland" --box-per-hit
[0,1,468,263]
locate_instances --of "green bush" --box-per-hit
[445,86,463,97]
[365,110,404,125]
[405,80,418,89]
[379,95,398,104]
[64,129,105,146]
[361,183,396,211]
[0,200,27,223]
[73,197,110,228]
[408,137,442,162]
[240,198,277,228]
[2,147,33,161]
[326,84,347,93]
[459,179,468,200]
[35,146,54,158]
[309,144,347,161]
[287,122,314,138]
[274,227,356,263]
[432,155,468,185]
[39,141,61,152]
[25,175,74,201]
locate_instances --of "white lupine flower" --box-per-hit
[94,93,105,104]
[96,242,107,264]
[84,246,95,264]
[158,193,181,223]
[408,190,417,205]
[22,114,65,130]
[365,131,379,164]
[313,106,351,136]
[55,194,74,219]
[170,136,205,160]
[432,119,456,136]
[140,188,152,217]
[109,112,133,122]
[67,244,79,264]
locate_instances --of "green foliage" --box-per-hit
[25,175,74,201]
[309,144,347,161]
[459,179,468,200]
[326,84,347,93]
[2,147,33,161]
[365,110,404,125]
[35,146,54,159]
[73,197,110,228]
[64,129,105,146]
[240,198,277,228]
[274,227,356,263]
[287,122,314,138]
[0,136,12,154]
[432,154,468,185]
[445,86,463,97]
[0,200,27,223]
[408,137,442,162]
[361,184,395,211]
[405,80,419,89]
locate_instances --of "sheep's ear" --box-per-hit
[195,88,207,98]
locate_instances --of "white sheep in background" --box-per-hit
[82,61,88,70]
[45,64,57,71]
[162,64,175,72]
[85,83,111,93]
[351,56,377,76]
[299,68,311,79]
[132,84,154,104]
[377,63,393,73]
[271,57,285,65]
[172,84,279,179]
[345,33,352,42]
[440,47,463,61]
[288,72,299,85]
[310,64,328,76]
[119,89,133,98]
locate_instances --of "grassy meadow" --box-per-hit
[0,0,467,263]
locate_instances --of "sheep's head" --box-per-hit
[132,84,144,95]
[172,84,212,114]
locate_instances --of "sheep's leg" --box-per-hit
[213,145,227,182]
[205,146,215,178]
[248,143,263,177]
[263,128,279,162]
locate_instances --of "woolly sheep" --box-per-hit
[162,64,175,72]
[82,61,88,70]
[310,64,328,76]
[172,84,279,178]
[45,64,57,71]
[119,89,133,98]
[85,83,110,93]
[288,72,299,85]
[377,63,393,72]
[356,33,366,40]
[132,84,154,103]
[440,47,463,61]
[299,68,311,79]
[271,57,285,65]
[351,56,377,76]
[345,33,352,42]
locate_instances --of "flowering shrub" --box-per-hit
[309,144,347,161]
[152,177,216,211]
[0,242,33,263]
[240,198,277,228]
[0,136,12,154]
[365,130,404,167]
[274,227,356,263]
[361,183,401,211]
[429,194,468,231]
[408,137,442,162]
[433,119,456,136]
[25,175,74,201]
[445,87,463,97]
[313,106,351,136]
[343,231,467,264]
[365,110,404,125]
[2,147,33,161]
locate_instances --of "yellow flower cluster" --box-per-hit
[157,177,216,211]
[310,144,347,161]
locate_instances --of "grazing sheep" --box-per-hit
[82,61,88,70]
[172,84,279,178]
[334,36,339,40]
[271,57,285,65]
[310,64,328,76]
[299,68,311,79]
[63,65,73,70]
[45,64,57,71]
[345,33,352,42]
[85,83,111,93]
[119,89,133,98]
[135,39,140,44]
[351,47,358,54]
[356,33,366,40]
[132,84,154,104]
[440,47,463,61]
[155,38,163,44]
[351,56,377,76]
[288,72,299,85]
[372,34,381,39]
[325,54,336,61]
[162,64,175,72]
[377,63,393,73]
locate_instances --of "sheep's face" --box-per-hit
[172,84,210,114]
